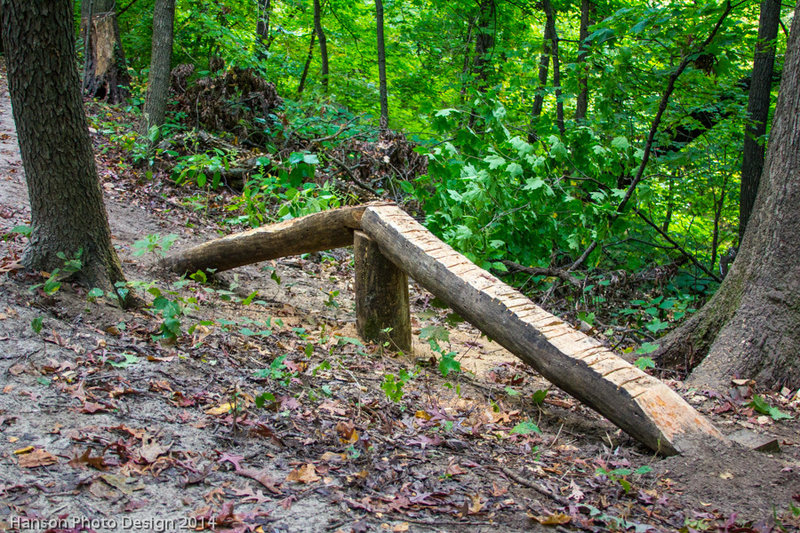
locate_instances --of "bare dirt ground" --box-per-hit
[0,65,799,533]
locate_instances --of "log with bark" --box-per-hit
[162,205,371,274]
[361,205,726,455]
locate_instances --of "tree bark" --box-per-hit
[141,0,175,135]
[313,0,329,92]
[354,231,411,352]
[80,0,130,103]
[361,205,725,456]
[162,205,369,275]
[375,0,389,133]
[739,0,780,244]
[575,0,593,121]
[1,0,128,297]
[658,3,800,390]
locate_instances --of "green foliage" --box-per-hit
[747,394,793,421]
[510,420,541,436]
[132,234,179,258]
[31,316,43,334]
[381,368,415,403]
[596,465,653,494]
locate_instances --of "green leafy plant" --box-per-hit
[747,394,794,421]
[381,368,414,403]
[132,234,179,258]
[595,465,653,494]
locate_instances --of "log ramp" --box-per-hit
[164,203,727,456]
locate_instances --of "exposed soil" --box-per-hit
[1,65,799,533]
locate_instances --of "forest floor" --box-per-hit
[1,67,800,533]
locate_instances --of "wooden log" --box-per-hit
[354,231,412,352]
[361,205,727,456]
[162,205,369,274]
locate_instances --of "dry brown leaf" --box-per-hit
[335,421,359,444]
[18,448,58,468]
[287,463,321,484]
[531,512,571,525]
[140,432,171,463]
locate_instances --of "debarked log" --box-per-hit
[162,205,369,274]
[361,204,727,456]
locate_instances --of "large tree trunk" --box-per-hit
[141,0,175,135]
[1,0,128,297]
[738,0,781,244]
[313,0,329,92]
[375,0,389,132]
[657,3,800,390]
[81,0,130,103]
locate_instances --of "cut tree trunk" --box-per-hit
[81,0,130,103]
[361,205,725,456]
[2,0,128,297]
[354,231,411,352]
[657,3,800,390]
[162,205,371,275]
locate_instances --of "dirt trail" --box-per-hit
[0,64,799,533]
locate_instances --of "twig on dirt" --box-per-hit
[499,465,570,507]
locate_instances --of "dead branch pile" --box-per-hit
[170,65,282,145]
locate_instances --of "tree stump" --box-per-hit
[354,231,411,353]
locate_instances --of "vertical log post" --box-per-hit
[354,231,412,353]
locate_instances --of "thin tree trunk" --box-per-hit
[256,0,271,49]
[375,0,389,132]
[80,0,130,103]
[467,0,495,128]
[297,31,315,95]
[313,0,329,92]
[739,0,780,243]
[1,0,128,297]
[658,3,800,390]
[542,0,564,135]
[528,8,554,141]
[141,0,175,135]
[458,19,475,105]
[575,0,593,121]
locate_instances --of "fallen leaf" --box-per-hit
[205,402,235,416]
[287,463,321,484]
[320,451,347,463]
[336,421,359,444]
[100,473,145,495]
[69,448,108,470]
[392,523,410,532]
[139,432,171,463]
[17,448,58,468]
[532,512,571,525]
[719,472,734,480]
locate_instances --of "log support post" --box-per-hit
[354,231,412,353]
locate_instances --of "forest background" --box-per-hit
[70,0,792,372]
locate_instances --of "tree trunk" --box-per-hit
[141,0,175,135]
[528,6,554,141]
[471,0,495,92]
[575,0,593,121]
[657,3,800,390]
[313,0,329,92]
[354,231,411,353]
[1,0,128,297]
[256,0,272,50]
[542,0,564,135]
[739,0,780,244]
[297,31,315,95]
[80,0,130,103]
[375,0,389,132]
